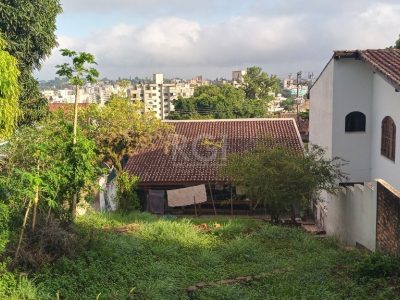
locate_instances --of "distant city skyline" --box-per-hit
[36,0,400,80]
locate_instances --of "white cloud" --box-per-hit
[38,16,304,79]
[37,1,400,80]
[325,3,400,49]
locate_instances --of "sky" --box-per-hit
[36,0,400,81]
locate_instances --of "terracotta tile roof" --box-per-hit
[279,113,309,139]
[125,119,303,185]
[334,49,400,90]
[48,103,91,112]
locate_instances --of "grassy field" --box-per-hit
[27,212,398,300]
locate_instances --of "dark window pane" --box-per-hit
[345,111,366,132]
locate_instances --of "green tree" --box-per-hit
[79,97,171,172]
[242,66,280,100]
[56,49,99,144]
[221,144,346,222]
[280,97,295,112]
[55,49,99,218]
[170,84,266,120]
[0,203,9,254]
[0,118,97,258]
[0,38,20,139]
[0,0,62,125]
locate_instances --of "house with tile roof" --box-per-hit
[125,118,303,214]
[310,48,400,190]
[309,49,400,253]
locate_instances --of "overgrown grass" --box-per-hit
[0,262,39,300]
[9,212,399,299]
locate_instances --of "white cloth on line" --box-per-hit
[167,185,207,207]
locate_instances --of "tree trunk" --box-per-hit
[71,192,77,220]
[71,85,80,219]
[15,200,32,260]
[31,186,39,232]
[32,162,40,232]
[46,207,52,225]
[73,85,79,145]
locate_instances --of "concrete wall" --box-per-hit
[325,182,377,251]
[309,59,334,158]
[332,59,373,182]
[370,75,400,191]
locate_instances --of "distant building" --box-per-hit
[232,70,246,87]
[153,73,164,85]
[283,78,308,97]
[43,73,195,119]
[128,74,194,119]
[189,75,210,86]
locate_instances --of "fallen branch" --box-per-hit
[185,268,292,295]
[102,223,140,234]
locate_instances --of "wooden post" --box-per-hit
[230,185,233,216]
[208,182,217,216]
[194,196,197,217]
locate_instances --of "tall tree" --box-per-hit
[56,49,99,144]
[242,66,280,100]
[79,97,171,172]
[0,0,62,125]
[0,38,20,139]
[55,49,99,218]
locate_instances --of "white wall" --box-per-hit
[332,59,373,182]
[310,59,334,158]
[325,182,377,251]
[370,74,400,190]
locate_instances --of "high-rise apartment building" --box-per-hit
[232,70,247,87]
[128,74,194,119]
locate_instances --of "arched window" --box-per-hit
[345,111,366,132]
[381,116,396,161]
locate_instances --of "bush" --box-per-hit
[0,203,9,253]
[13,218,82,271]
[354,253,400,284]
[221,145,346,222]
[0,262,38,299]
[116,172,140,212]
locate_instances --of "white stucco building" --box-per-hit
[232,70,247,88]
[310,49,400,191]
[128,74,194,119]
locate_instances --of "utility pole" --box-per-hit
[296,71,302,126]
[296,71,302,98]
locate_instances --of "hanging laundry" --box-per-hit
[147,190,165,214]
[167,185,207,207]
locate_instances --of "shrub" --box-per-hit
[116,172,140,212]
[221,144,347,222]
[0,262,39,299]
[0,203,9,253]
[13,218,81,271]
[354,253,400,284]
